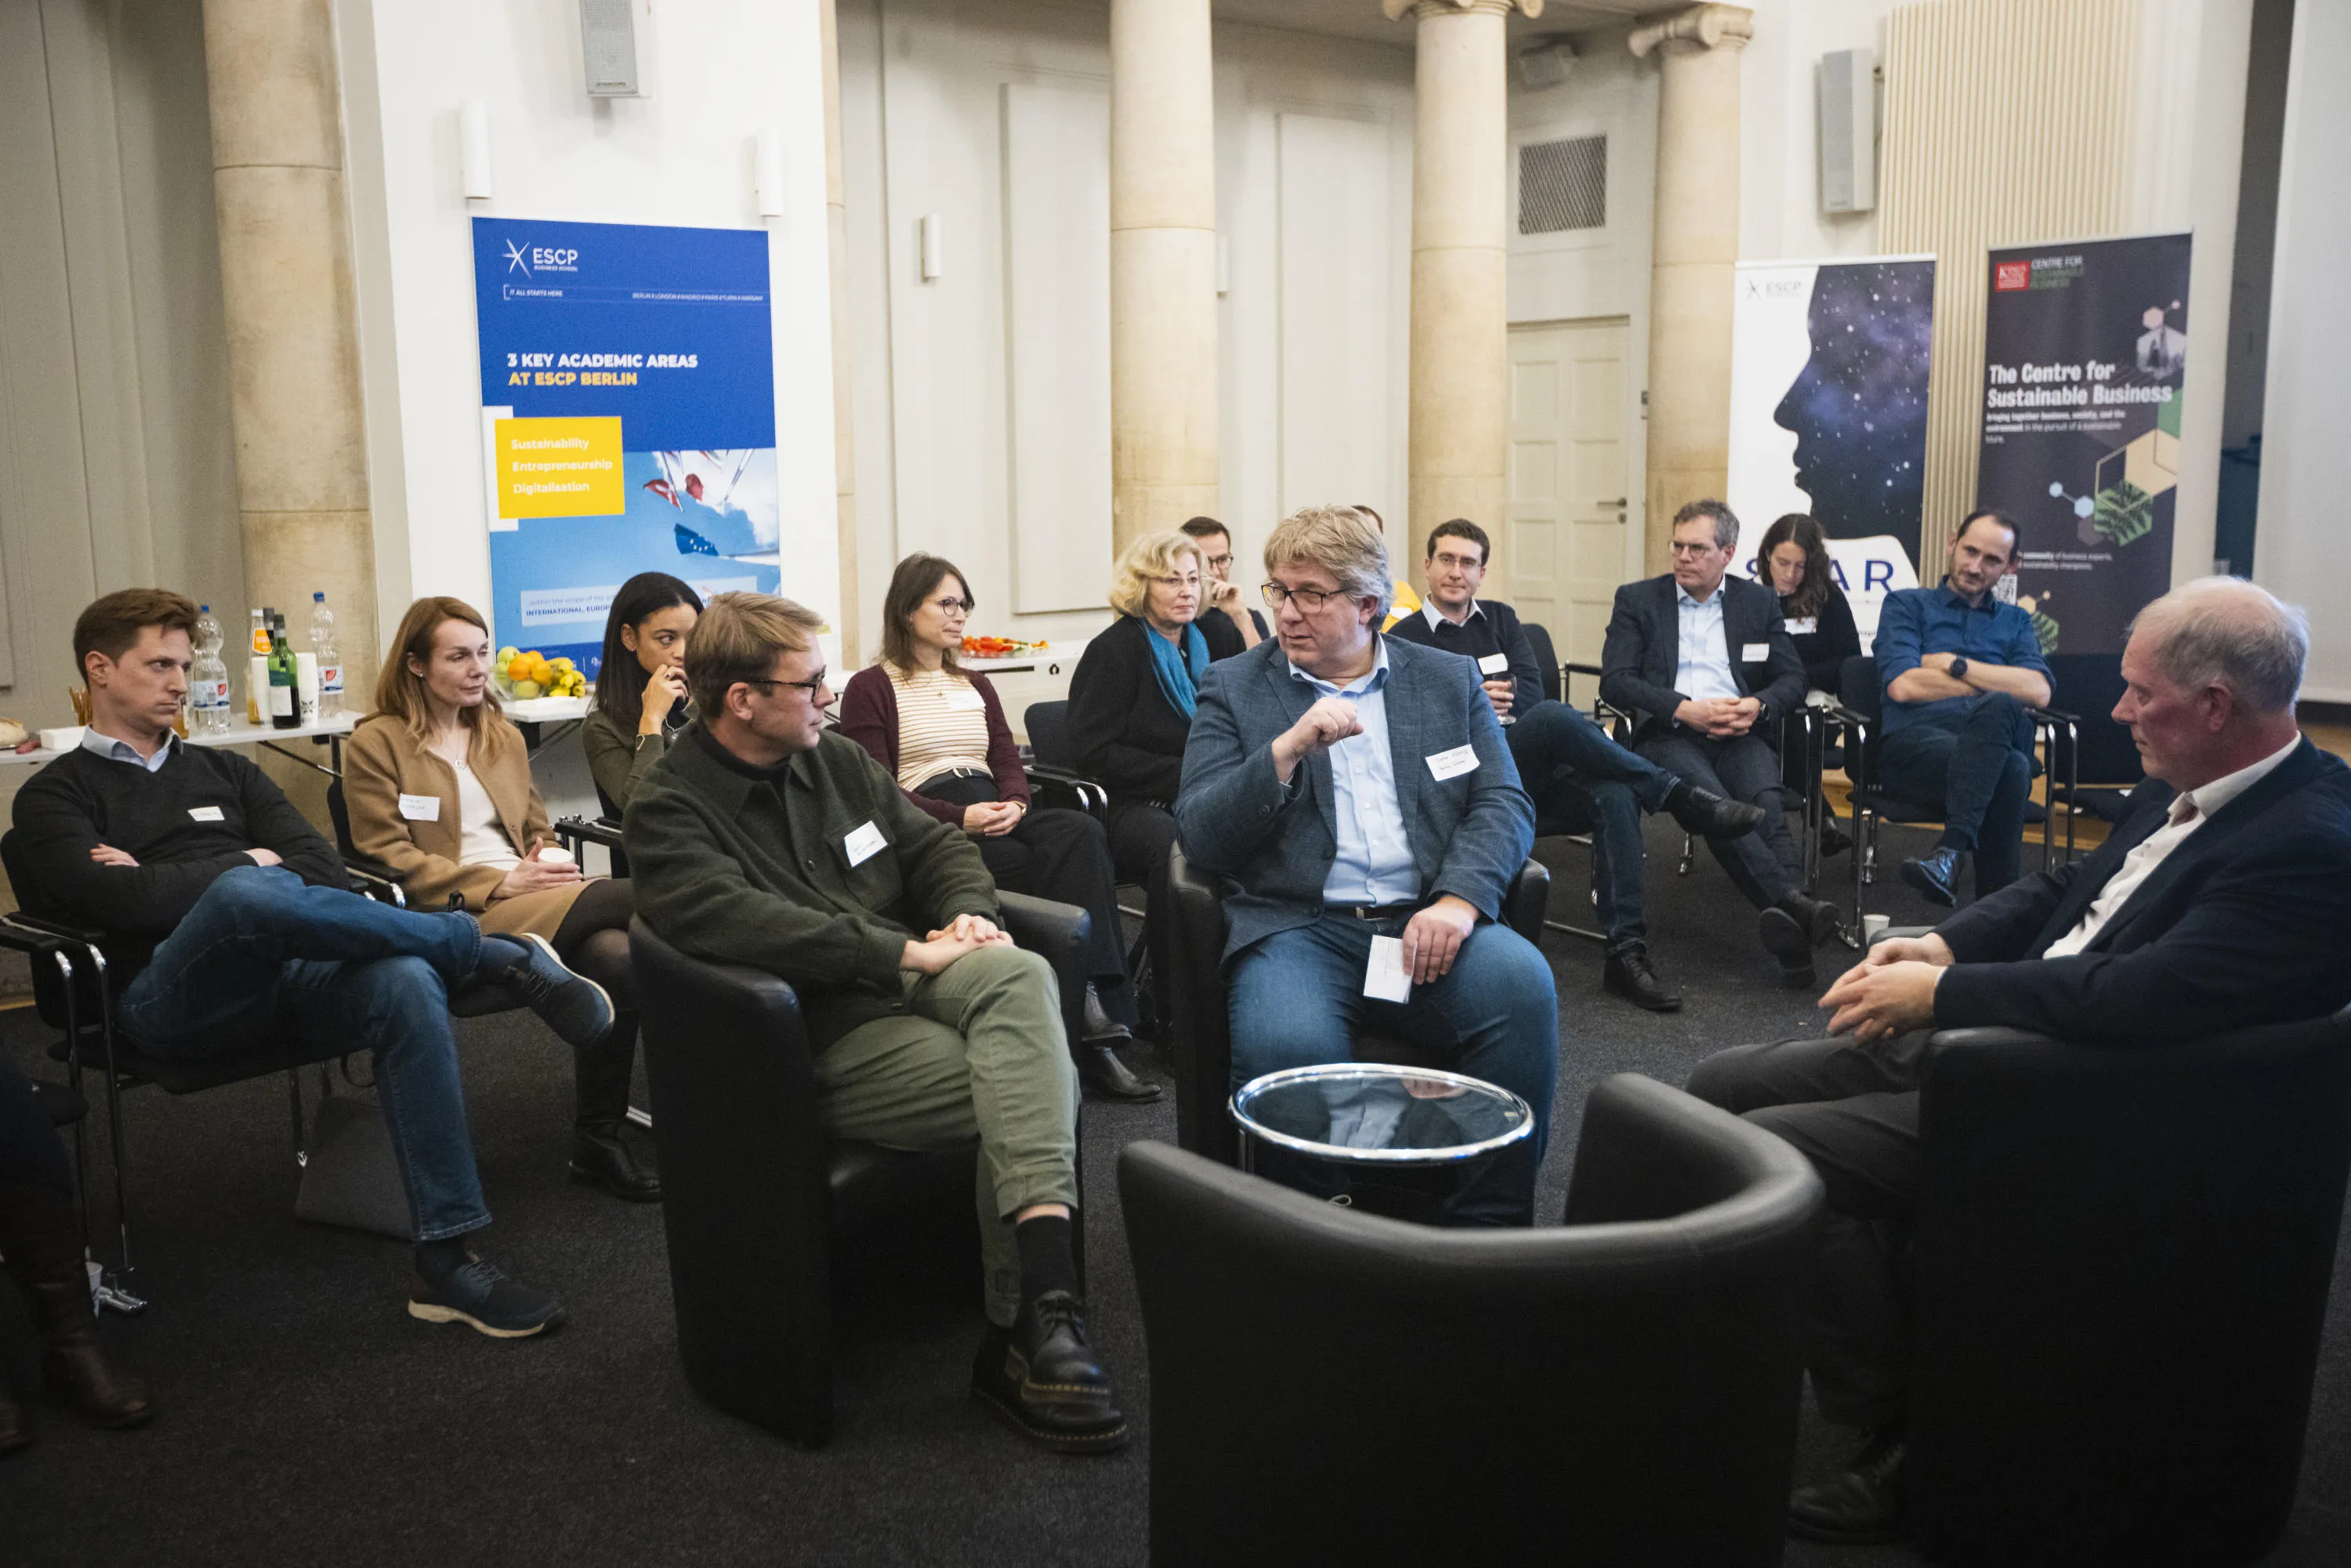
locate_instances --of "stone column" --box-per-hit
[201,0,379,689]
[820,0,860,662]
[1110,0,1218,552]
[1631,3,1751,573]
[1389,0,1538,600]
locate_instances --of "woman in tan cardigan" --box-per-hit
[345,596,657,1203]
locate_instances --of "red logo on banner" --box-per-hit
[1994,261,2030,292]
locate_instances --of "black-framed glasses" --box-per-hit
[930,596,972,615]
[744,672,830,698]
[1262,581,1348,610]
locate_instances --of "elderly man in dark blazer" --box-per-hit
[1602,498,1835,984]
[1175,504,1556,1228]
[1686,577,2351,1546]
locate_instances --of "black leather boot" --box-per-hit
[0,1358,27,1455]
[971,1291,1128,1453]
[1602,948,1681,1012]
[0,1182,150,1431]
[570,1024,660,1201]
[1789,1427,1909,1543]
[1900,846,1963,907]
[1076,1045,1162,1103]
[1661,779,1767,838]
[1080,983,1135,1046]
[569,1121,661,1202]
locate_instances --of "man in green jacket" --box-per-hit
[624,592,1122,1454]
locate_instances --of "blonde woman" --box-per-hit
[344,596,657,1203]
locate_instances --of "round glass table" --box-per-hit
[1229,1064,1534,1223]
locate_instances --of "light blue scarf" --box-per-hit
[1144,620,1209,722]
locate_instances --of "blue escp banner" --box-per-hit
[472,215,781,675]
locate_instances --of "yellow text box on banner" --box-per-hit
[493,416,625,520]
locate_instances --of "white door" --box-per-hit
[1506,319,1629,692]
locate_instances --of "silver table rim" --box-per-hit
[1228,1063,1535,1166]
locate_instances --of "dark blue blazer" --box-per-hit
[1933,737,2351,1043]
[1173,636,1534,962]
[1599,574,1805,744]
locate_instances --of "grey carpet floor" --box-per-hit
[2,816,2346,1566]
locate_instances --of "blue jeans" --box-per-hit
[1227,914,1559,1226]
[117,866,494,1241]
[1879,691,2034,896]
[1508,701,1675,957]
[1637,730,1802,911]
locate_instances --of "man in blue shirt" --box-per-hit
[1176,505,1556,1226]
[1873,509,2052,904]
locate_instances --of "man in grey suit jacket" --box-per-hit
[1601,499,1838,984]
[1176,505,1557,1227]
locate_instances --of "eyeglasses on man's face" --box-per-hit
[1204,553,1234,573]
[1668,538,1726,558]
[1261,581,1349,610]
[744,671,831,699]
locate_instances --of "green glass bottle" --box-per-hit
[267,610,299,730]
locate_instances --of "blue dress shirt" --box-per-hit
[1675,585,1741,704]
[1875,581,2051,735]
[80,725,176,774]
[1286,640,1421,907]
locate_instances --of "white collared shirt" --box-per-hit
[1285,640,1419,907]
[80,724,176,775]
[2043,733,2301,958]
[1675,585,1741,703]
[1423,599,1481,632]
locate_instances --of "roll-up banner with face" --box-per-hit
[1975,232,2193,658]
[1727,255,1936,650]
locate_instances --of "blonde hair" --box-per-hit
[1107,530,1203,620]
[686,592,828,715]
[371,596,513,759]
[1264,505,1393,616]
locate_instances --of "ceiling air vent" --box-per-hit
[1517,135,1606,235]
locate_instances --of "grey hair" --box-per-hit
[1672,498,1740,551]
[2128,576,2308,715]
[1264,505,1393,617]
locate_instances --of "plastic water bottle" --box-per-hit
[190,607,233,733]
[309,592,343,718]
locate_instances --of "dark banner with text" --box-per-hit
[1976,231,2192,657]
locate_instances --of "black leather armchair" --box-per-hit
[1906,1012,2351,1564]
[1120,1072,1823,1566]
[630,890,1093,1448]
[1163,847,1552,1165]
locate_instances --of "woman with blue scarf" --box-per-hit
[1067,530,1210,1030]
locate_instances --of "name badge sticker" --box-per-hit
[1741,642,1770,662]
[1476,652,1511,675]
[844,820,888,867]
[1425,744,1480,781]
[187,806,225,823]
[942,688,986,712]
[1785,617,1818,636]
[397,793,441,823]
[1364,934,1414,1002]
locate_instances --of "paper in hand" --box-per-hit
[1364,934,1414,1002]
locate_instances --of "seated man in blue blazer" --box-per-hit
[1175,504,1558,1227]
[1686,577,2351,1546]
[1601,499,1836,985]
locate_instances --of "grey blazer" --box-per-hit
[1173,636,1536,962]
[1599,573,1805,745]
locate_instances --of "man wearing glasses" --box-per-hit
[1180,515,1268,659]
[625,592,1125,1454]
[1601,500,1835,986]
[1175,505,1558,1227]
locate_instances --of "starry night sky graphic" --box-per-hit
[1771,261,1936,556]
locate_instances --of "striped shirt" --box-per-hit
[888,664,994,791]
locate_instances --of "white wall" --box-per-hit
[338,0,841,652]
[2255,0,2350,701]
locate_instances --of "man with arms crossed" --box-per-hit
[12,590,610,1337]
[1602,500,1835,984]
[1686,578,2351,1544]
[623,592,1124,1453]
[1175,505,1558,1226]
[1873,508,2052,905]
[1387,518,1766,1011]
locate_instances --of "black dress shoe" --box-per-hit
[1662,780,1767,839]
[1603,950,1682,1012]
[1900,846,1963,907]
[1076,1044,1162,1103]
[1818,816,1854,859]
[1789,1429,1909,1544]
[1780,892,1840,947]
[570,1122,662,1202]
[972,1291,1128,1453]
[1081,982,1135,1046]
[1756,907,1818,987]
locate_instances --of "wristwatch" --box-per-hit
[1948,656,1970,683]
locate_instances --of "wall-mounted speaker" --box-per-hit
[579,0,642,98]
[1818,47,1876,214]
[1516,40,1577,91]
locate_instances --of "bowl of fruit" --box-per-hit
[495,646,588,702]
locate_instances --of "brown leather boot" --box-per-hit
[0,1182,150,1430]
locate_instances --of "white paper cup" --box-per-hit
[1862,913,1891,942]
[538,846,575,867]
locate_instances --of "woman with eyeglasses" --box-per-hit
[839,555,1157,1102]
[1064,529,1207,1034]
[1754,512,1860,694]
[581,571,703,817]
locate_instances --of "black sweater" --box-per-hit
[1382,599,1545,716]
[1780,583,1862,693]
[1197,605,1269,662]
[1066,615,1194,809]
[10,740,346,955]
